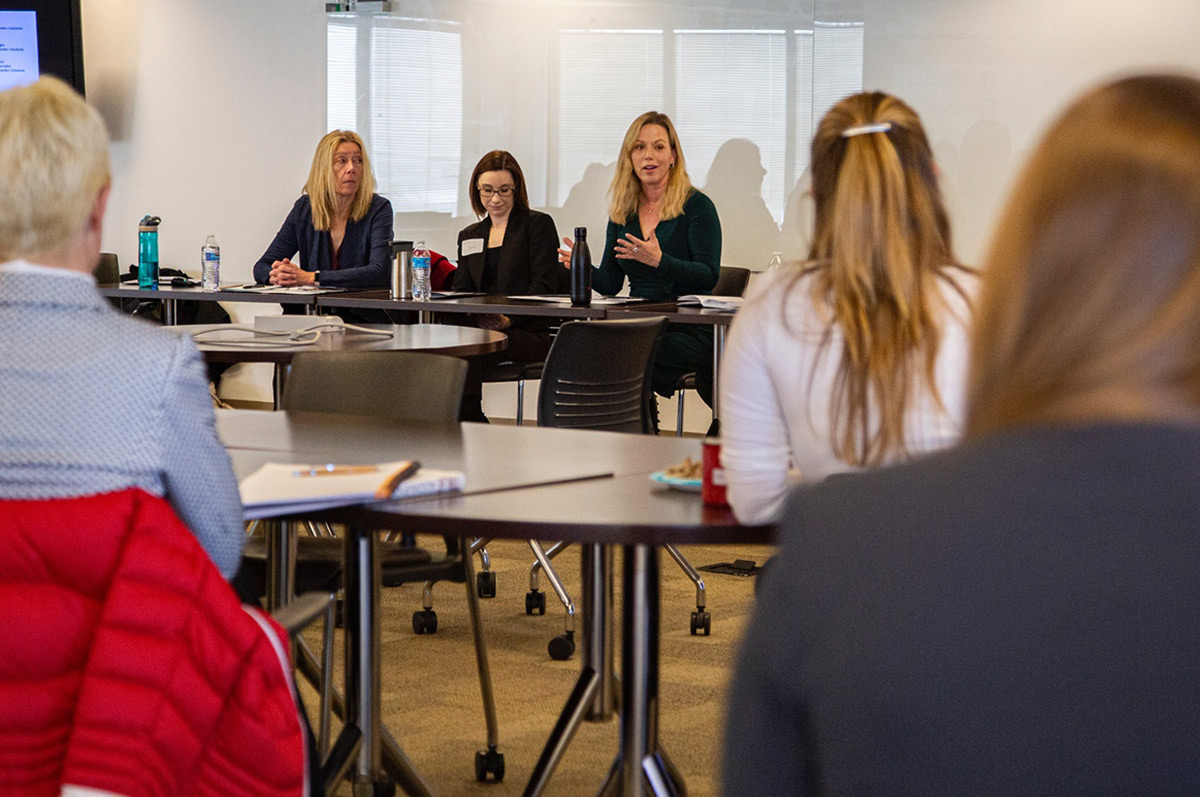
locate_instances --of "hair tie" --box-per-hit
[841,122,892,139]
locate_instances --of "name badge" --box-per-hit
[461,238,484,256]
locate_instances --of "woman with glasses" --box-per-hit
[455,150,562,421]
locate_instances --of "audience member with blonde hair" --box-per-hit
[719,91,973,524]
[724,74,1200,793]
[253,129,392,289]
[0,77,243,576]
[559,111,722,408]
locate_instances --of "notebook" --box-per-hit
[239,460,465,519]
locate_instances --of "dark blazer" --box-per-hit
[252,193,393,289]
[453,207,565,295]
[724,422,1200,795]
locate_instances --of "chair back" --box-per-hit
[283,350,467,425]
[95,252,120,284]
[537,317,667,433]
[712,266,751,297]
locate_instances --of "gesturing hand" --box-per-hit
[614,231,662,268]
[557,236,574,269]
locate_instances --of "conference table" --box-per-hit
[97,281,324,322]
[218,410,772,796]
[178,322,506,406]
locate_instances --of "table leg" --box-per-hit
[343,523,385,794]
[582,543,616,721]
[263,519,297,613]
[162,297,177,326]
[611,544,682,797]
[273,363,289,409]
[524,543,616,796]
[711,325,726,422]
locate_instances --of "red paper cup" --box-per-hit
[701,437,728,507]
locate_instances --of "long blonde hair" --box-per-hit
[608,111,693,224]
[968,74,1200,436]
[304,130,376,231]
[800,91,965,467]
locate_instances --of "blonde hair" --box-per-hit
[304,130,376,231]
[0,77,110,260]
[968,74,1200,436]
[608,111,693,224]
[799,91,966,466]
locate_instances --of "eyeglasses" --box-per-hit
[478,186,515,198]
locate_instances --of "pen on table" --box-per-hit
[293,464,380,477]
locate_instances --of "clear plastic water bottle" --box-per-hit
[767,251,783,270]
[201,234,220,291]
[412,240,432,301]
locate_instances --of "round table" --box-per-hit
[178,322,506,406]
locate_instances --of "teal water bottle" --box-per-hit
[138,215,161,290]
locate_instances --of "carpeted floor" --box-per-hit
[308,537,773,796]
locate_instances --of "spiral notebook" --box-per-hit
[239,460,465,519]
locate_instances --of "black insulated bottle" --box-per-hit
[570,226,591,307]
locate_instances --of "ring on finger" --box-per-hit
[633,244,639,253]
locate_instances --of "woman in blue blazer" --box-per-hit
[253,129,393,290]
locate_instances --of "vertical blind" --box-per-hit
[326,8,862,262]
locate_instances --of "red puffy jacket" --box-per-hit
[0,489,306,796]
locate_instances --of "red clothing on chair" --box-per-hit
[0,489,307,796]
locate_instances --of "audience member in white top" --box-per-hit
[719,91,974,525]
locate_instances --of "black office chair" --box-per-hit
[674,265,751,436]
[239,350,505,783]
[513,317,711,658]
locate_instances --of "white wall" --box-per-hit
[82,0,325,402]
[857,0,1200,265]
[78,0,1200,411]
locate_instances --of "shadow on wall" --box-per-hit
[81,0,144,140]
[704,138,782,271]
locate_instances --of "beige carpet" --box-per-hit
[309,537,773,796]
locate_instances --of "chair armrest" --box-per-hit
[270,591,334,636]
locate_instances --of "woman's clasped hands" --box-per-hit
[268,258,315,286]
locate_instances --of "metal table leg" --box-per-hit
[263,519,297,613]
[611,544,683,797]
[711,324,726,422]
[524,543,616,796]
[162,297,178,326]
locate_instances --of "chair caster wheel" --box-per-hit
[690,610,711,636]
[477,570,497,598]
[525,589,546,615]
[412,609,438,634]
[548,630,575,660]
[474,745,505,782]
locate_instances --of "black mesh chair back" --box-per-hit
[537,317,668,433]
[282,350,466,425]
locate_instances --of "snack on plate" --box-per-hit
[663,457,702,480]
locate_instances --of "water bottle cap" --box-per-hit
[139,215,161,226]
[574,227,587,239]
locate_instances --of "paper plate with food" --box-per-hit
[650,457,702,492]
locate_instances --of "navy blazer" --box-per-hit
[453,207,565,295]
[252,193,393,288]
